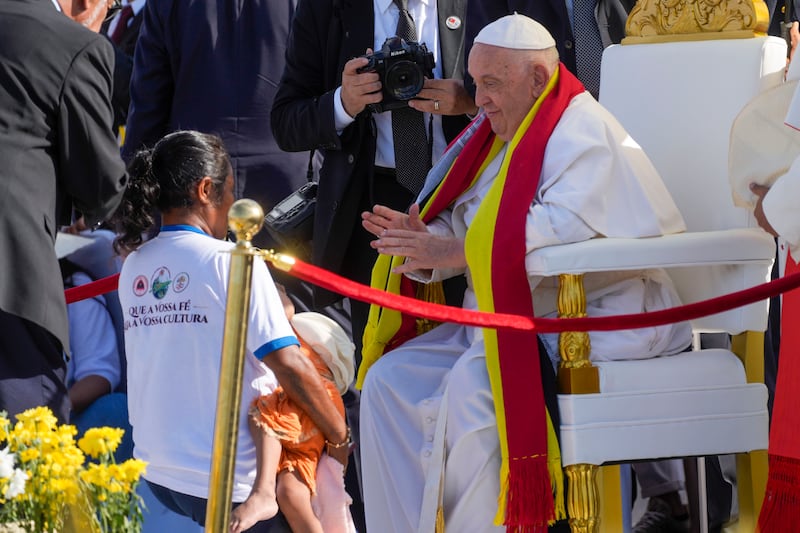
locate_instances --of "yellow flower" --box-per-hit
[0,416,10,442]
[80,463,111,488]
[49,477,80,503]
[120,459,147,481]
[14,407,58,432]
[0,407,146,532]
[78,427,124,459]
[18,448,39,463]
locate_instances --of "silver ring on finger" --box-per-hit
[434,100,440,111]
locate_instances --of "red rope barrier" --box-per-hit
[65,258,800,334]
[285,256,800,333]
[65,273,120,304]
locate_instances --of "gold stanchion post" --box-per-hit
[205,199,265,533]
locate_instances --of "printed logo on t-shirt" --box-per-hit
[150,267,171,300]
[173,272,190,293]
[132,275,148,297]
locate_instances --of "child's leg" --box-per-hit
[230,416,282,533]
[276,469,323,533]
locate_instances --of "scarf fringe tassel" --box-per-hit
[503,457,556,533]
[758,454,800,532]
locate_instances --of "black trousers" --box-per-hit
[0,309,69,423]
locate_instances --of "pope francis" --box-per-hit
[358,13,692,533]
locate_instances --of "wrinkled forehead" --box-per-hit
[468,44,527,79]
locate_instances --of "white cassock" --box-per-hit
[360,92,692,533]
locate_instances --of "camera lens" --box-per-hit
[384,60,424,101]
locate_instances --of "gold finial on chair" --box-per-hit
[228,199,264,244]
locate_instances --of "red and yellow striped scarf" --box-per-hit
[360,63,584,531]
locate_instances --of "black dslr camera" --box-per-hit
[263,181,317,257]
[357,36,435,113]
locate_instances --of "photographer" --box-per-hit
[271,0,475,352]
[271,2,475,529]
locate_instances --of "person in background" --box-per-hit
[121,0,310,249]
[750,79,800,531]
[270,0,475,353]
[0,0,127,423]
[102,0,146,134]
[60,256,133,461]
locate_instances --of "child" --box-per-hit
[231,300,356,533]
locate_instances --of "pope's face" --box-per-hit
[468,44,538,142]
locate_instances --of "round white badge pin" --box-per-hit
[445,16,461,30]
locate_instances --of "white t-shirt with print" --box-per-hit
[118,226,297,502]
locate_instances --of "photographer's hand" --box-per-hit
[410,78,478,116]
[341,50,383,118]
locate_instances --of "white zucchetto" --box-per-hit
[473,12,556,50]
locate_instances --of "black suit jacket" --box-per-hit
[465,0,635,88]
[271,0,469,306]
[0,0,127,351]
[122,0,310,237]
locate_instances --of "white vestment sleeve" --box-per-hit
[763,154,800,255]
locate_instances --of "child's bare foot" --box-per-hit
[230,489,279,533]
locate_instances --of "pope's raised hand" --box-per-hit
[363,204,465,273]
[362,203,426,237]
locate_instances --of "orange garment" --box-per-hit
[250,337,345,494]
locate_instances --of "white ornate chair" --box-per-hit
[525,21,786,533]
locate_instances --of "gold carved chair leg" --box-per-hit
[558,274,601,533]
[731,331,768,531]
[566,464,600,533]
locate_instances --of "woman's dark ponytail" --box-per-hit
[112,130,231,254]
[113,148,159,254]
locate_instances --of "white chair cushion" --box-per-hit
[558,385,769,466]
[595,349,746,393]
[558,349,769,466]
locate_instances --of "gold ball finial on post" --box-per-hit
[228,199,264,244]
